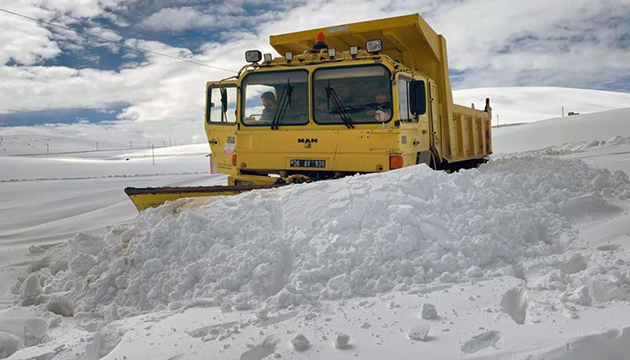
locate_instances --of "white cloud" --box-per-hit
[138,5,252,32]
[0,5,60,64]
[139,6,217,31]
[85,26,122,42]
[0,0,629,143]
[32,0,119,18]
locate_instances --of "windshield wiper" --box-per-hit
[270,80,294,130]
[325,82,354,129]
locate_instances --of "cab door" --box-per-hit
[205,80,238,176]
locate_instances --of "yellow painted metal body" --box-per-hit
[126,190,244,212]
[127,14,492,211]
[205,13,491,186]
[124,185,281,211]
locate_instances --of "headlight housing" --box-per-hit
[366,39,383,54]
[245,50,262,63]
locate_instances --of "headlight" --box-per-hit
[245,50,262,63]
[349,46,358,56]
[328,48,336,58]
[263,53,272,62]
[366,39,383,54]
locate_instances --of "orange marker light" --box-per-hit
[389,155,404,170]
[231,154,237,166]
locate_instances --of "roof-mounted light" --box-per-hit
[263,53,272,62]
[285,52,293,62]
[366,39,383,54]
[245,50,262,63]
[328,48,336,58]
[349,46,358,57]
[311,32,328,52]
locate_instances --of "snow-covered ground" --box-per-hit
[1,96,630,359]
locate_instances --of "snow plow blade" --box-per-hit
[124,185,283,211]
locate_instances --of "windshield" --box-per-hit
[313,65,392,124]
[241,70,308,126]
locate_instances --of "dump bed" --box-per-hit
[449,104,492,162]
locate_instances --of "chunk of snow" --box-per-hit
[256,309,269,320]
[461,331,502,354]
[466,266,483,278]
[0,332,23,359]
[408,324,430,341]
[561,254,588,274]
[334,333,351,349]
[19,273,42,306]
[291,334,310,350]
[46,295,75,317]
[420,303,438,319]
[68,253,96,276]
[500,287,528,325]
[562,285,592,306]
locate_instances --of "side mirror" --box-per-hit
[221,88,228,114]
[205,87,212,124]
[220,88,228,122]
[409,80,426,116]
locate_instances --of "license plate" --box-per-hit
[290,159,326,168]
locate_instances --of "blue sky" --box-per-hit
[0,0,629,128]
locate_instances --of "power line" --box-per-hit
[0,7,237,73]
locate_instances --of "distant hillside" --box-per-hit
[492,107,630,153]
[454,87,630,125]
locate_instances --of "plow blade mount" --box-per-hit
[124,185,283,211]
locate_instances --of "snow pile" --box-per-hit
[31,157,630,320]
[541,136,630,155]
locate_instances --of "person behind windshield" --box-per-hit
[244,91,277,123]
[367,90,391,122]
[314,87,335,122]
[258,91,277,123]
[283,84,308,124]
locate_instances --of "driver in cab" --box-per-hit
[244,91,277,123]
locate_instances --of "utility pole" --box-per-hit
[147,140,150,148]
[46,143,49,154]
[562,106,565,117]
[96,142,99,151]
[163,140,166,147]
[497,114,499,128]
[152,145,155,166]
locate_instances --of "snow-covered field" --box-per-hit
[1,93,630,359]
[453,87,630,125]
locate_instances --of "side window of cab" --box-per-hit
[207,86,237,124]
[397,77,414,122]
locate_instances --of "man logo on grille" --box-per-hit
[298,138,317,148]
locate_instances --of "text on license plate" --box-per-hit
[290,159,326,168]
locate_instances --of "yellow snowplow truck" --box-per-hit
[126,13,492,211]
